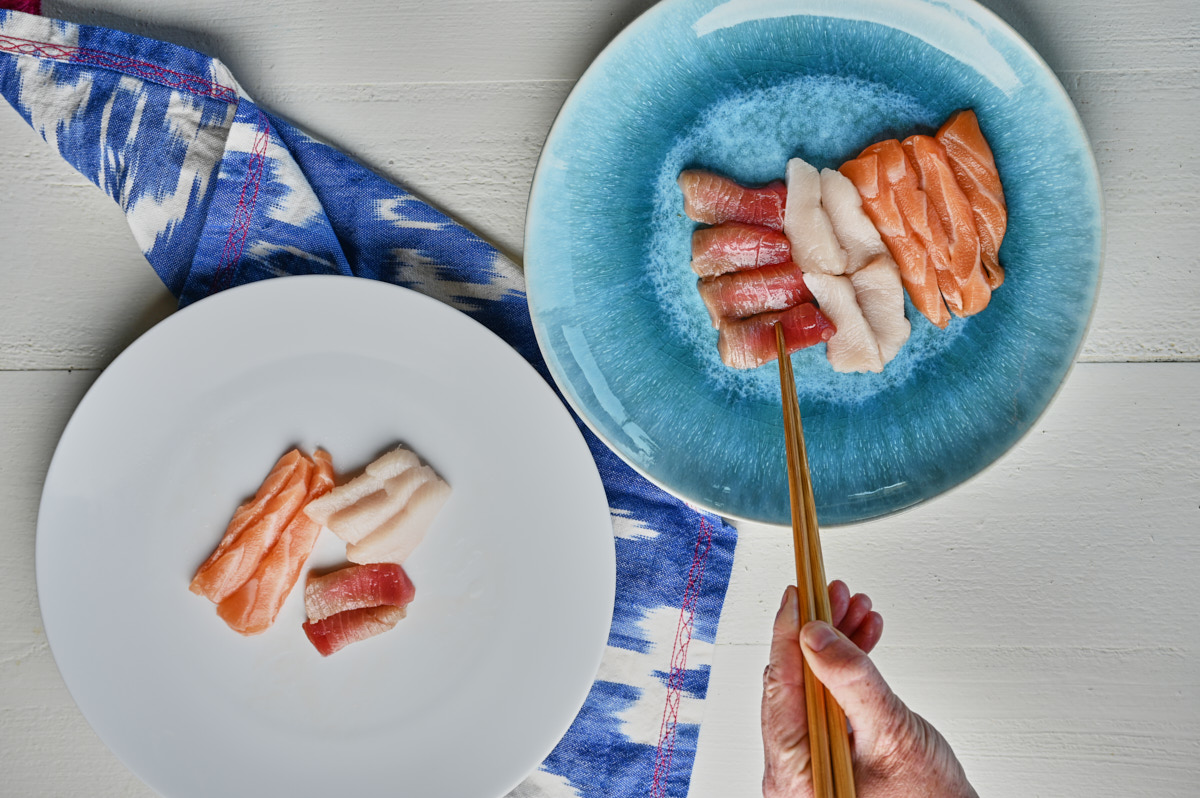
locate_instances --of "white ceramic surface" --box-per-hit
[35,275,615,798]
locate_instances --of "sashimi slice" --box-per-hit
[326,466,435,544]
[216,449,336,635]
[783,157,849,275]
[691,222,792,278]
[347,477,452,565]
[190,452,314,604]
[303,446,420,527]
[697,261,813,326]
[716,302,836,370]
[678,170,787,229]
[804,272,884,373]
[840,151,951,328]
[937,110,1007,288]
[303,605,406,657]
[198,449,304,568]
[849,255,911,365]
[820,167,890,274]
[304,562,416,623]
[903,135,991,316]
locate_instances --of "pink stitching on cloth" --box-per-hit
[0,2,42,15]
[650,518,714,798]
[211,111,269,294]
[0,33,238,103]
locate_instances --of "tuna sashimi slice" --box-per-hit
[190,451,314,605]
[690,222,792,278]
[783,157,849,276]
[303,446,419,529]
[304,562,416,623]
[216,449,336,636]
[697,261,813,326]
[678,170,787,229]
[716,302,836,370]
[937,110,1007,288]
[325,466,435,544]
[804,272,884,373]
[303,605,406,657]
[849,255,911,366]
[820,167,890,275]
[347,477,452,565]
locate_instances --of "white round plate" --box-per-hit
[36,275,615,798]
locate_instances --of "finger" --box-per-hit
[827,579,850,626]
[838,593,872,638]
[762,587,809,755]
[850,611,884,655]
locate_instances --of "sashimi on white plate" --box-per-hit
[348,477,453,565]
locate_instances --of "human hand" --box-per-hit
[761,582,977,798]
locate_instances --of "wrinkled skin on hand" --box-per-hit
[761,582,978,798]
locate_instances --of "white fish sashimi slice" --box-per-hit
[850,255,911,365]
[302,447,419,526]
[326,466,436,545]
[347,478,452,565]
[804,272,884,373]
[365,447,420,479]
[820,168,889,275]
[783,158,849,276]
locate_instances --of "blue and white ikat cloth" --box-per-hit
[0,8,739,798]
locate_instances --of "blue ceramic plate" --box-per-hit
[525,0,1102,526]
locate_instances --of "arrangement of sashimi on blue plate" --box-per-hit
[524,0,1103,526]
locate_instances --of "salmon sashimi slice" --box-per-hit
[215,450,336,636]
[783,157,849,275]
[198,449,304,568]
[678,170,787,229]
[347,477,452,565]
[304,562,416,623]
[819,167,890,275]
[840,150,951,328]
[304,446,420,538]
[697,261,813,327]
[716,302,836,370]
[804,272,884,373]
[849,255,911,365]
[303,604,406,657]
[690,222,792,278]
[903,135,992,316]
[937,110,1007,288]
[190,451,314,604]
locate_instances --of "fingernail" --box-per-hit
[780,587,790,611]
[803,621,838,652]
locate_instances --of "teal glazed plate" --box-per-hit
[524,0,1103,526]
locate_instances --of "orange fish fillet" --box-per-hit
[937,110,1006,288]
[902,135,992,316]
[839,150,951,329]
[190,450,313,605]
[216,450,336,635]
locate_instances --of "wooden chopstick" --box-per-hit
[774,324,856,798]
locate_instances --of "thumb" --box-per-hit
[800,620,908,758]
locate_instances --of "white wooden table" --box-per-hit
[2,1,1197,796]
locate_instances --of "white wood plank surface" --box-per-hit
[1,1,1198,796]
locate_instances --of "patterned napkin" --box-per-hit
[0,7,738,797]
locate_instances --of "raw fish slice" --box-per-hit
[190,454,314,604]
[716,302,836,370]
[903,135,992,316]
[820,167,889,274]
[697,261,813,326]
[678,170,787,229]
[304,562,416,623]
[839,152,951,328]
[804,272,884,373]
[202,449,304,566]
[304,447,420,526]
[326,466,435,544]
[216,450,336,635]
[691,222,792,278]
[783,158,849,275]
[937,110,1007,287]
[347,477,452,565]
[303,605,406,657]
[849,255,911,365]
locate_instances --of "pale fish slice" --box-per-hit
[347,478,452,565]
[820,167,889,275]
[326,466,435,545]
[783,157,849,276]
[303,447,420,526]
[804,272,884,373]
[849,254,911,365]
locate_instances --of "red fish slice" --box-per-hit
[303,605,407,657]
[697,261,813,327]
[215,449,336,636]
[678,170,787,229]
[937,110,1007,288]
[717,302,836,369]
[691,222,792,278]
[304,562,416,623]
